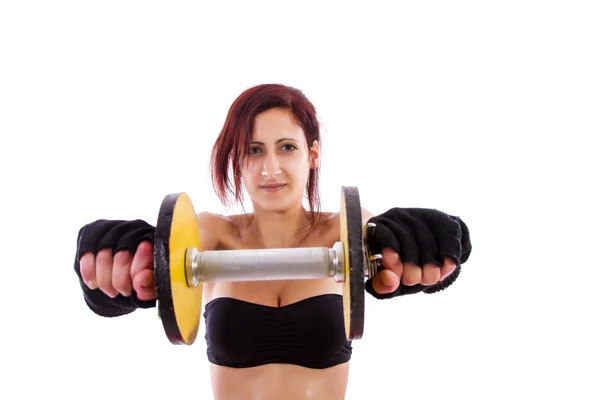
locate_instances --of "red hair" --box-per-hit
[210,83,322,216]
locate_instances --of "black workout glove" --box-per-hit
[364,208,472,299]
[74,219,157,317]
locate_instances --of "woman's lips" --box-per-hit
[260,184,287,192]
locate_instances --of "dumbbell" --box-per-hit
[153,186,382,345]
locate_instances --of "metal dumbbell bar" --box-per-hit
[153,186,381,346]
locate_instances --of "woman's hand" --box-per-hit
[369,248,457,295]
[80,240,156,301]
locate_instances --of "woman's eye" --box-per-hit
[282,144,296,151]
[249,147,261,154]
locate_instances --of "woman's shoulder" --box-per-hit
[194,208,374,250]
[197,208,374,228]
[195,211,242,250]
[319,207,375,226]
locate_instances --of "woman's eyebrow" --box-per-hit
[251,138,299,145]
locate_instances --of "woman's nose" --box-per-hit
[262,155,281,177]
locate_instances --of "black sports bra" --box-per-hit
[203,293,353,369]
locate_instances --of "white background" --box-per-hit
[1,1,598,399]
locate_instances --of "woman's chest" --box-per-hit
[203,217,342,306]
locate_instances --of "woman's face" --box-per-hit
[241,108,319,213]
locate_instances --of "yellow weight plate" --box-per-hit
[340,186,365,340]
[154,192,203,345]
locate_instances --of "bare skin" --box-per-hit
[199,210,353,400]
[79,107,457,399]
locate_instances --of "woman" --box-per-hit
[74,83,471,399]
